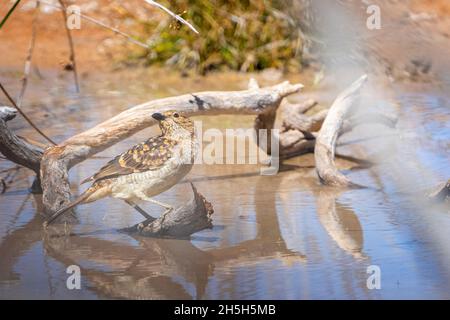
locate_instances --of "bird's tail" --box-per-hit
[44,188,93,226]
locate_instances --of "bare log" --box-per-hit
[314,75,368,187]
[278,99,323,158]
[41,81,303,214]
[0,107,43,174]
[278,98,396,159]
[281,99,325,133]
[279,129,316,158]
[122,183,214,238]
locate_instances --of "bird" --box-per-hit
[44,110,197,226]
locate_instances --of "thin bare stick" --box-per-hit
[0,0,21,30]
[17,1,40,108]
[37,0,148,48]
[144,0,199,34]
[58,0,80,93]
[71,9,148,48]
[0,83,56,145]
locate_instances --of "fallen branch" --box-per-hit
[40,81,302,215]
[122,183,213,238]
[314,75,368,187]
[0,107,43,174]
[0,107,43,193]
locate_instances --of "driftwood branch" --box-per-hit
[314,75,368,187]
[122,183,213,238]
[40,81,303,215]
[0,107,43,174]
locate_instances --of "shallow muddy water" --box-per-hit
[0,68,449,299]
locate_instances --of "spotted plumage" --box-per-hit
[45,110,197,226]
[81,136,178,184]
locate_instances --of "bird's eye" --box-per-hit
[173,112,179,118]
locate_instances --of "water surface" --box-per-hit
[0,70,449,299]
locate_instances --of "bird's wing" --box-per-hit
[81,135,178,184]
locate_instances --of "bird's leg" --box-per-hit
[148,199,173,224]
[124,199,156,222]
[135,192,174,223]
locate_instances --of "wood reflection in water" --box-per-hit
[315,188,364,259]
[39,172,305,299]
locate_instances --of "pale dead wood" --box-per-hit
[250,79,306,155]
[123,183,213,238]
[281,99,325,133]
[314,75,368,187]
[40,81,303,215]
[279,129,316,158]
[278,99,323,158]
[277,98,395,159]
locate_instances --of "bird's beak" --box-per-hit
[152,112,166,121]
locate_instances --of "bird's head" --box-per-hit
[152,110,194,136]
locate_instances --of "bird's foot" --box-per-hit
[137,216,159,232]
[160,207,173,225]
[137,222,145,232]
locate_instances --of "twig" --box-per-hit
[0,0,21,30]
[144,0,199,34]
[37,0,148,48]
[58,0,80,93]
[0,83,56,145]
[17,1,40,108]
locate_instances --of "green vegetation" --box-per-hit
[133,0,304,74]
